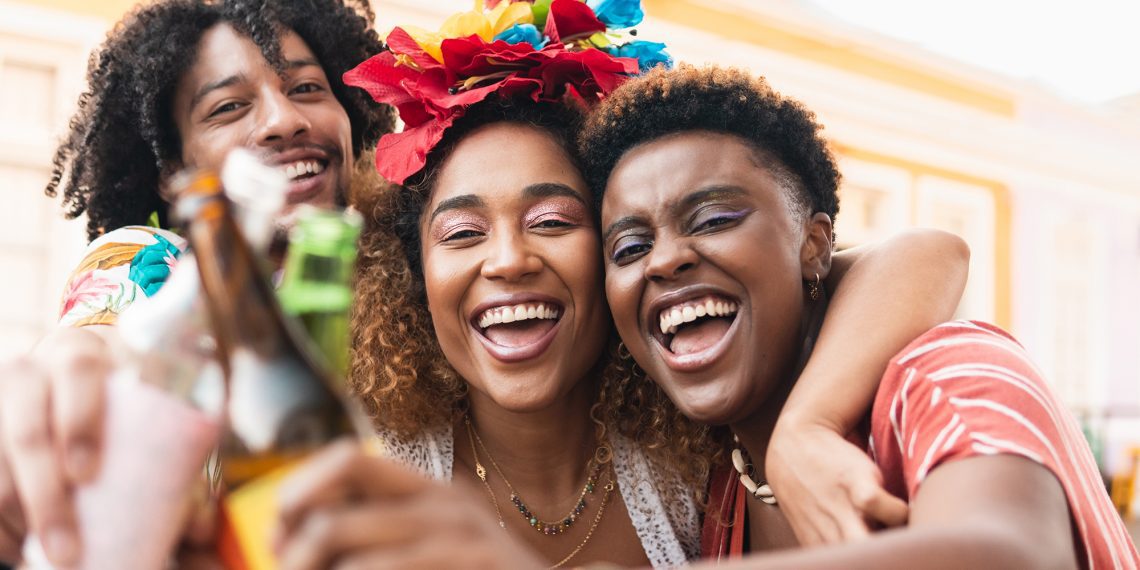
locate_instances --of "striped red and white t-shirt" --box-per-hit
[871,320,1139,569]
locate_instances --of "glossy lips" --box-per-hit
[471,295,565,363]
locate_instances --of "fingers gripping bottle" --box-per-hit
[173,166,369,570]
[22,240,224,570]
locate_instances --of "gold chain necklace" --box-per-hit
[466,416,606,535]
[464,416,616,568]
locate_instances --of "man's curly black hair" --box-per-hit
[578,64,840,227]
[46,0,396,242]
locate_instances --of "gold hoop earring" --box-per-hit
[616,341,632,359]
[808,272,822,301]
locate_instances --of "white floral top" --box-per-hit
[58,226,185,327]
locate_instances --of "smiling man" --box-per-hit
[0,1,392,566]
[46,0,394,329]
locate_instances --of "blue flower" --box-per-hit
[587,0,644,29]
[608,40,672,72]
[493,23,547,49]
[129,234,181,297]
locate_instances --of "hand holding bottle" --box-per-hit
[274,441,547,570]
[0,326,115,566]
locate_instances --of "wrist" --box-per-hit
[773,407,847,437]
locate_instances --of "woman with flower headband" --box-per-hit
[268,2,973,568]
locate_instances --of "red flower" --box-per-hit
[344,19,637,184]
[544,0,606,43]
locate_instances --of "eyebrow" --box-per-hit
[674,186,748,214]
[189,75,243,111]
[429,194,485,223]
[602,215,646,243]
[188,58,323,111]
[522,182,587,205]
[601,185,748,242]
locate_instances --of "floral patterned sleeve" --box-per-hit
[58,226,186,327]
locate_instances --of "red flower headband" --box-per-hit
[344,0,666,185]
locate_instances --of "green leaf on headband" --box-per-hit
[532,0,553,30]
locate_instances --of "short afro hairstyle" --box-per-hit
[46,0,396,241]
[579,64,840,228]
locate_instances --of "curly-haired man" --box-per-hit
[0,1,393,565]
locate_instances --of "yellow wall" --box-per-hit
[835,145,1013,329]
[15,0,137,22]
[643,0,1016,117]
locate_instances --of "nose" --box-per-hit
[254,89,311,145]
[480,231,543,282]
[644,235,697,282]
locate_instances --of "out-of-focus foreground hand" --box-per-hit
[0,326,116,566]
[276,440,547,570]
[766,419,908,546]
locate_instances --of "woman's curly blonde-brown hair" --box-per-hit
[598,341,730,501]
[349,178,466,437]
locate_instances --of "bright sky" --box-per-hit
[806,0,1140,105]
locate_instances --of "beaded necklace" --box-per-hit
[464,416,616,568]
[732,435,778,505]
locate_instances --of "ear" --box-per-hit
[157,159,184,204]
[800,212,833,281]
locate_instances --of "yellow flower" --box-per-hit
[441,9,493,42]
[489,1,535,36]
[399,25,447,63]
[397,1,536,64]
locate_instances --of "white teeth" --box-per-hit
[282,160,325,181]
[477,302,561,330]
[657,297,739,335]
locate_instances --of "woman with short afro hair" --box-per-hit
[582,63,1137,567]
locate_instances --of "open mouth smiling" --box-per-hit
[269,148,337,204]
[649,292,742,370]
[471,299,565,363]
[281,158,327,182]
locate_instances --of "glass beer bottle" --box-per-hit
[174,168,367,570]
[277,206,362,379]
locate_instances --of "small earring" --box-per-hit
[808,272,821,301]
[617,341,631,359]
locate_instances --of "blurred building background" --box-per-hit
[2,0,1139,512]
